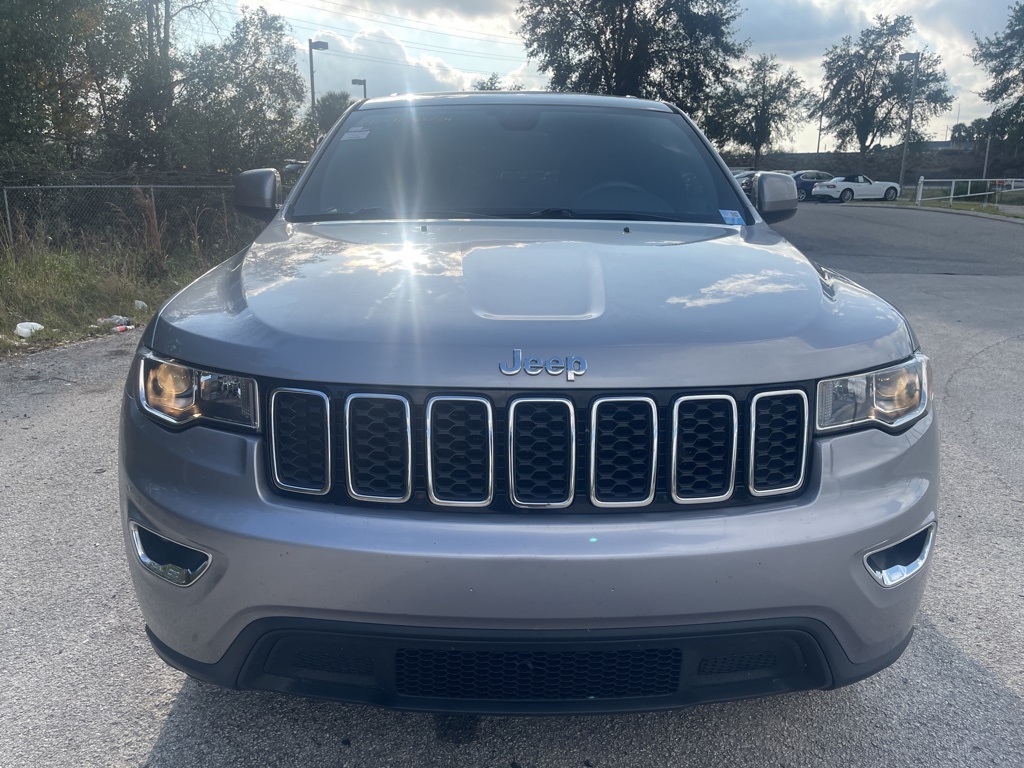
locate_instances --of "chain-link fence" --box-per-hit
[0,184,261,273]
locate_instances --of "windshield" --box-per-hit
[289,103,751,225]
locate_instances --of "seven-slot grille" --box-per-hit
[269,389,809,507]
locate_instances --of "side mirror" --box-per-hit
[753,172,798,224]
[233,168,282,222]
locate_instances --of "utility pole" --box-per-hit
[898,51,920,189]
[351,78,367,100]
[816,84,825,156]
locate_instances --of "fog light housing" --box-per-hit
[130,522,211,587]
[863,523,936,588]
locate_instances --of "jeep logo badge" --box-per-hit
[499,349,587,381]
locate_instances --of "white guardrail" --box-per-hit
[913,177,1024,207]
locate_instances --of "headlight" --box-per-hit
[139,352,258,428]
[816,353,930,432]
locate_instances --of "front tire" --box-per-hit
[797,189,807,202]
[884,187,898,201]
[839,189,854,203]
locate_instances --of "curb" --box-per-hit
[841,201,1024,226]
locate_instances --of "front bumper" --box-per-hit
[120,396,938,712]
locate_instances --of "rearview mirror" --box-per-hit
[753,172,798,225]
[233,168,282,222]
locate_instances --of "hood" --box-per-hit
[151,219,914,388]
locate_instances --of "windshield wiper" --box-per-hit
[296,207,392,221]
[526,207,579,218]
[589,212,684,222]
[521,209,684,222]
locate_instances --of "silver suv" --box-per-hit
[120,92,938,714]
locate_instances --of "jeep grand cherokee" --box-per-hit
[119,92,938,714]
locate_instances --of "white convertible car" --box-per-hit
[812,175,901,203]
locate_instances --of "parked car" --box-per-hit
[736,170,795,200]
[733,169,756,198]
[791,170,834,202]
[120,92,936,715]
[812,175,901,203]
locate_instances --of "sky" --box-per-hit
[224,0,1013,153]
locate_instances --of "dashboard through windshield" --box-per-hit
[289,102,751,225]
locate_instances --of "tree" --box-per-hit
[111,0,220,168]
[973,3,1024,145]
[297,90,353,149]
[724,55,810,169]
[817,15,952,172]
[0,0,137,175]
[950,122,974,145]
[471,72,524,91]
[314,91,354,134]
[167,8,305,173]
[517,0,745,119]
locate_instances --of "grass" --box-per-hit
[0,192,260,356]
[0,241,213,356]
[887,195,1024,220]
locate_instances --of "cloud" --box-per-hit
[667,270,808,308]
[381,0,517,18]
[739,0,870,63]
[269,0,1011,148]
[300,28,468,99]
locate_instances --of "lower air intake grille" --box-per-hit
[394,647,682,700]
[698,652,778,676]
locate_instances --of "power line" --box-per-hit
[231,0,525,47]
[204,1,532,80]
[286,0,524,44]
[279,12,528,63]
[315,46,508,77]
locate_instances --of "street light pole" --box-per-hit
[898,51,920,189]
[351,78,367,100]
[816,83,825,156]
[308,39,329,111]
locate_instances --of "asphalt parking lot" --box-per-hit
[2,203,1023,767]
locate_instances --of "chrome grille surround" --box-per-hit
[266,386,812,509]
[508,397,576,509]
[344,393,413,503]
[748,389,809,497]
[589,396,658,508]
[269,388,332,495]
[425,395,495,507]
[670,394,738,504]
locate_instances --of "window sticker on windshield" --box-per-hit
[719,210,744,225]
[340,128,370,141]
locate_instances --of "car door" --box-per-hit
[860,176,882,199]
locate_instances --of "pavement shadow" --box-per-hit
[141,616,1024,767]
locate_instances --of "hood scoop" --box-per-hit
[462,245,605,321]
